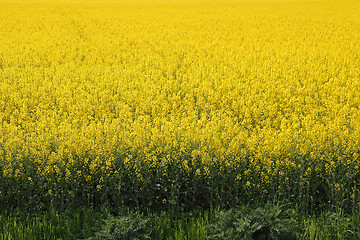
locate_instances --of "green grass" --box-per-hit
[1,203,360,240]
[301,208,360,240]
[0,208,108,240]
[151,210,213,240]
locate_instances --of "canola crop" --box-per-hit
[0,0,360,210]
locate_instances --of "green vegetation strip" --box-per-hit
[1,203,360,240]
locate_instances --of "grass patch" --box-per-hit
[1,203,360,240]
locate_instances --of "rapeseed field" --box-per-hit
[0,0,360,211]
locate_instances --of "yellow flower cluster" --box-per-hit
[0,0,360,208]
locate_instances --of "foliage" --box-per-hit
[206,203,300,240]
[1,205,360,240]
[87,211,152,240]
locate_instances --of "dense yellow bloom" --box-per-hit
[0,0,359,207]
